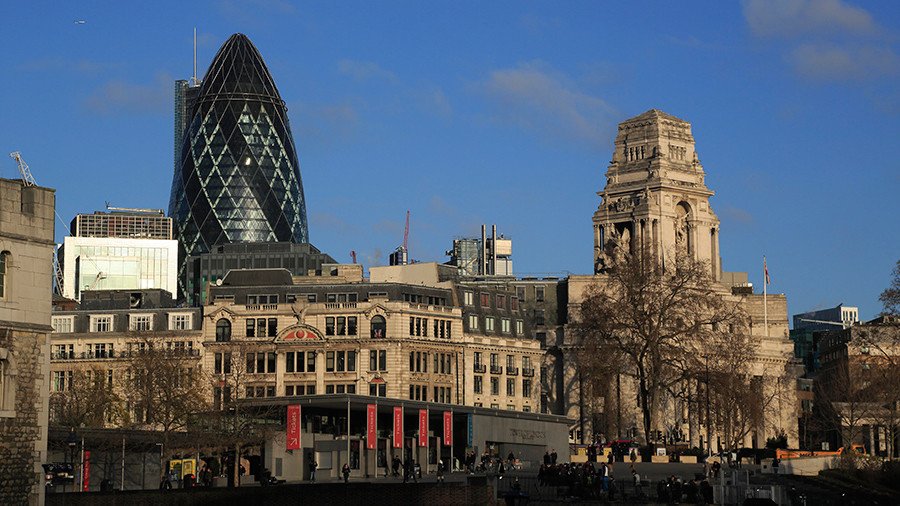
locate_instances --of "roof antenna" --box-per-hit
[191,27,198,86]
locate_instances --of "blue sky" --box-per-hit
[2,0,898,321]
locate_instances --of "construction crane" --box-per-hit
[9,152,37,187]
[389,211,410,266]
[9,151,69,296]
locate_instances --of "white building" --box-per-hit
[60,209,178,300]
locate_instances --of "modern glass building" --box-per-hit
[169,33,309,297]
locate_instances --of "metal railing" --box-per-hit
[522,367,535,377]
[474,363,486,373]
[490,365,503,375]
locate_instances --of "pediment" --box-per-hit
[275,323,325,342]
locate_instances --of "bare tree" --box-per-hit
[573,247,747,445]
[50,366,124,429]
[880,259,900,316]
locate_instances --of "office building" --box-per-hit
[169,33,309,298]
[59,209,178,301]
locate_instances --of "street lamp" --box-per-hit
[66,428,78,493]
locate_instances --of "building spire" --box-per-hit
[191,27,198,86]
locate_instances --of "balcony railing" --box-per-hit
[324,302,358,309]
[506,367,519,376]
[474,363,486,373]
[490,365,503,375]
[522,367,535,377]
[246,304,280,311]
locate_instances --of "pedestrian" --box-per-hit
[392,456,401,477]
[632,468,642,496]
[551,448,558,465]
[630,448,637,464]
[600,462,609,492]
[342,463,351,483]
[308,453,317,482]
[437,459,445,483]
[543,450,551,466]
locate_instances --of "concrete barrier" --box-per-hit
[679,456,698,464]
[651,455,669,463]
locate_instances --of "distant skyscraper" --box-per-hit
[169,33,309,297]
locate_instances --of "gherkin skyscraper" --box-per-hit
[170,33,308,297]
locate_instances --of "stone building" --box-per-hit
[201,263,542,412]
[559,110,797,448]
[816,315,900,455]
[0,178,55,505]
[48,289,202,427]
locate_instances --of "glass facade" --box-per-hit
[62,237,178,301]
[170,33,308,297]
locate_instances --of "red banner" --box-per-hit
[286,404,301,450]
[367,404,377,449]
[82,450,91,491]
[393,407,403,448]
[443,411,453,447]
[418,409,428,447]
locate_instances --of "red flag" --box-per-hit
[286,405,301,450]
[367,404,377,450]
[443,411,453,446]
[419,409,428,447]
[393,407,403,449]
[82,450,91,491]
[764,257,771,285]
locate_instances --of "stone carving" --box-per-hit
[594,225,631,274]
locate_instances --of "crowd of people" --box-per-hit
[536,461,621,500]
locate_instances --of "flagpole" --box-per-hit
[763,256,769,338]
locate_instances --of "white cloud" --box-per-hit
[478,61,616,149]
[788,43,900,81]
[82,73,172,115]
[337,60,398,83]
[743,0,880,39]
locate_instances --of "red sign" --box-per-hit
[393,407,403,448]
[367,404,377,449]
[418,409,428,447]
[82,450,91,491]
[443,411,453,446]
[286,405,301,450]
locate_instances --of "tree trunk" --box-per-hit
[233,442,241,487]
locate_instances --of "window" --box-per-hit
[371,316,386,339]
[535,287,545,302]
[474,352,483,367]
[52,344,73,360]
[268,318,277,337]
[326,352,335,372]
[485,317,494,332]
[501,318,510,334]
[129,314,153,331]
[214,352,232,374]
[307,352,316,372]
[91,315,113,332]
[268,352,276,373]
[523,356,532,370]
[0,252,8,298]
[490,353,498,367]
[369,383,387,397]
[347,317,357,335]
[474,376,483,394]
[511,297,519,311]
[534,310,545,326]
[326,317,335,335]
[516,286,525,302]
[468,315,479,330]
[523,379,532,397]
[491,378,499,395]
[52,316,74,333]
[496,295,506,309]
[507,378,516,396]
[506,355,515,369]
[463,292,474,306]
[169,313,192,330]
[370,350,387,371]
[516,320,523,335]
[246,318,256,337]
[480,293,490,307]
[215,319,231,342]
[52,370,72,392]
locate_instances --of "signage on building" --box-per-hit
[418,409,428,447]
[393,407,403,448]
[82,450,91,492]
[286,404,301,450]
[467,413,473,447]
[367,404,377,450]
[444,411,453,447]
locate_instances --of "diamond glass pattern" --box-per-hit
[169,34,308,296]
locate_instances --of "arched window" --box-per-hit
[370,316,386,339]
[215,319,232,342]
[0,251,9,298]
